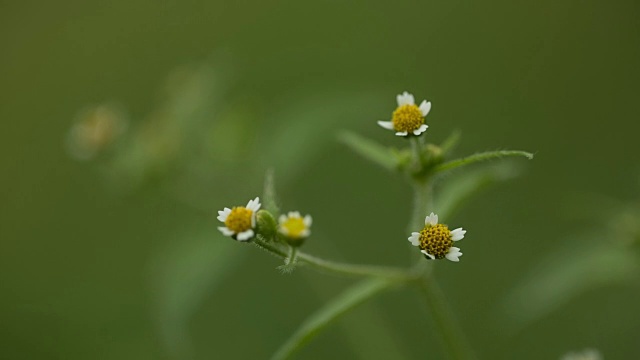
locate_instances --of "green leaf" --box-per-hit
[435,163,522,220]
[263,168,280,215]
[338,131,397,172]
[439,130,461,154]
[271,278,394,360]
[435,150,533,173]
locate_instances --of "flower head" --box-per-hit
[560,349,602,360]
[217,197,261,241]
[279,211,312,240]
[408,212,466,262]
[378,91,431,137]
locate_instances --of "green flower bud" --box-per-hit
[256,210,278,241]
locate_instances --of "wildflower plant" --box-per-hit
[217,91,534,359]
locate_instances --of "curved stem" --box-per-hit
[418,277,476,360]
[285,246,298,265]
[253,237,416,281]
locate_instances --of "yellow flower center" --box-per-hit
[391,104,424,132]
[224,207,253,233]
[419,224,453,259]
[281,217,306,238]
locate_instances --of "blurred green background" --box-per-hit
[1,0,639,359]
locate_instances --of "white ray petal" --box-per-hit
[304,215,312,226]
[247,197,261,212]
[395,131,408,136]
[237,229,254,241]
[377,121,394,130]
[408,232,420,246]
[421,250,435,259]
[413,124,428,136]
[217,208,231,222]
[451,228,466,241]
[218,226,234,236]
[397,91,415,106]
[445,247,462,262]
[425,212,438,226]
[419,100,432,117]
[445,251,462,262]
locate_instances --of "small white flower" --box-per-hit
[279,211,312,240]
[560,349,603,360]
[407,212,466,262]
[377,91,431,137]
[217,197,261,241]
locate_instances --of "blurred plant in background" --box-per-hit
[501,184,640,332]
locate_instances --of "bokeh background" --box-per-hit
[1,0,639,359]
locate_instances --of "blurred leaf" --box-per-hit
[263,168,281,215]
[435,163,522,220]
[338,131,397,172]
[271,278,394,360]
[435,150,533,174]
[149,229,243,359]
[500,239,640,330]
[259,91,385,181]
[439,130,461,155]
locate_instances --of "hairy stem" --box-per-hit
[253,237,416,281]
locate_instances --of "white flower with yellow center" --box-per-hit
[217,197,261,241]
[377,91,431,136]
[408,212,466,262]
[560,349,603,360]
[279,211,312,239]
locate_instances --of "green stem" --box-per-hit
[253,237,416,281]
[286,246,298,265]
[410,137,422,171]
[407,172,475,359]
[418,277,476,360]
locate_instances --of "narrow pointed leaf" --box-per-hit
[338,131,396,171]
[263,168,280,215]
[439,130,461,154]
[435,150,533,173]
[271,278,394,360]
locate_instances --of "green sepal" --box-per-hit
[283,235,306,248]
